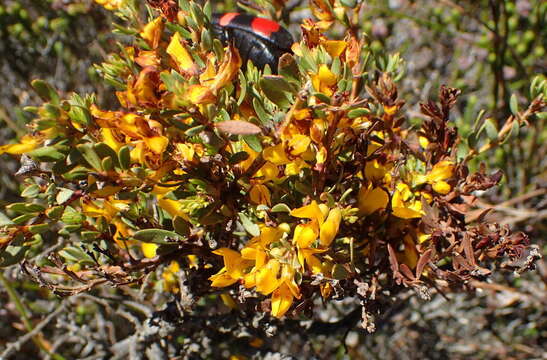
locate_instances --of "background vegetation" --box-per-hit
[0,0,545,359]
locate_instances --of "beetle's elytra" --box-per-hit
[212,13,293,73]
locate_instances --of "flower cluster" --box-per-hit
[0,0,542,321]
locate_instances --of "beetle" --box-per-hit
[212,13,293,73]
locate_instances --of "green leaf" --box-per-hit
[500,120,520,145]
[28,223,50,234]
[252,98,269,124]
[0,212,13,226]
[102,156,114,171]
[6,203,44,214]
[332,264,349,280]
[0,245,30,268]
[229,151,250,165]
[46,206,64,220]
[12,214,35,225]
[28,146,65,162]
[259,75,294,108]
[312,92,332,104]
[270,203,291,213]
[56,188,75,204]
[21,184,40,198]
[82,231,101,241]
[77,144,103,171]
[118,145,131,170]
[278,53,301,83]
[348,108,371,118]
[133,229,182,244]
[185,125,206,136]
[95,143,119,163]
[58,246,92,262]
[509,94,519,116]
[238,213,260,237]
[484,118,499,141]
[173,216,190,237]
[242,134,263,153]
[61,206,85,224]
[31,79,60,104]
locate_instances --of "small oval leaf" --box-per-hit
[216,120,262,135]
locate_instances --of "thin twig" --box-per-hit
[0,295,72,359]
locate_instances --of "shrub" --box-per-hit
[0,0,544,356]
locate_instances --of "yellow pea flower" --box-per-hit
[0,134,41,155]
[158,198,190,221]
[287,134,311,156]
[162,261,180,293]
[94,0,125,10]
[166,32,197,75]
[323,40,347,58]
[311,64,337,96]
[416,160,455,195]
[263,143,290,165]
[140,17,163,49]
[290,201,325,225]
[319,208,342,247]
[249,184,271,206]
[271,283,294,318]
[142,243,159,258]
[143,135,169,154]
[255,259,281,295]
[391,183,423,219]
[293,223,319,248]
[358,184,389,216]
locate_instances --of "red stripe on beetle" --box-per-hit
[251,17,280,37]
[219,12,239,26]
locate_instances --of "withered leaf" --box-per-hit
[399,264,416,281]
[463,234,476,267]
[216,120,262,135]
[416,249,433,280]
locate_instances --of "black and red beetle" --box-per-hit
[212,13,293,72]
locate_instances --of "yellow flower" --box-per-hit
[391,183,423,219]
[293,223,319,248]
[285,158,309,176]
[142,243,159,258]
[271,283,294,318]
[323,40,347,58]
[143,136,169,154]
[402,235,418,269]
[94,0,125,10]
[166,32,197,75]
[263,143,290,165]
[358,184,388,216]
[287,134,311,156]
[249,184,271,206]
[101,128,123,152]
[209,248,252,287]
[158,198,190,221]
[255,259,281,295]
[423,161,455,195]
[319,208,341,247]
[162,261,180,293]
[418,232,431,244]
[187,85,216,104]
[0,134,41,155]
[290,200,325,224]
[140,17,163,49]
[311,64,337,96]
[254,162,280,183]
[202,44,242,94]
